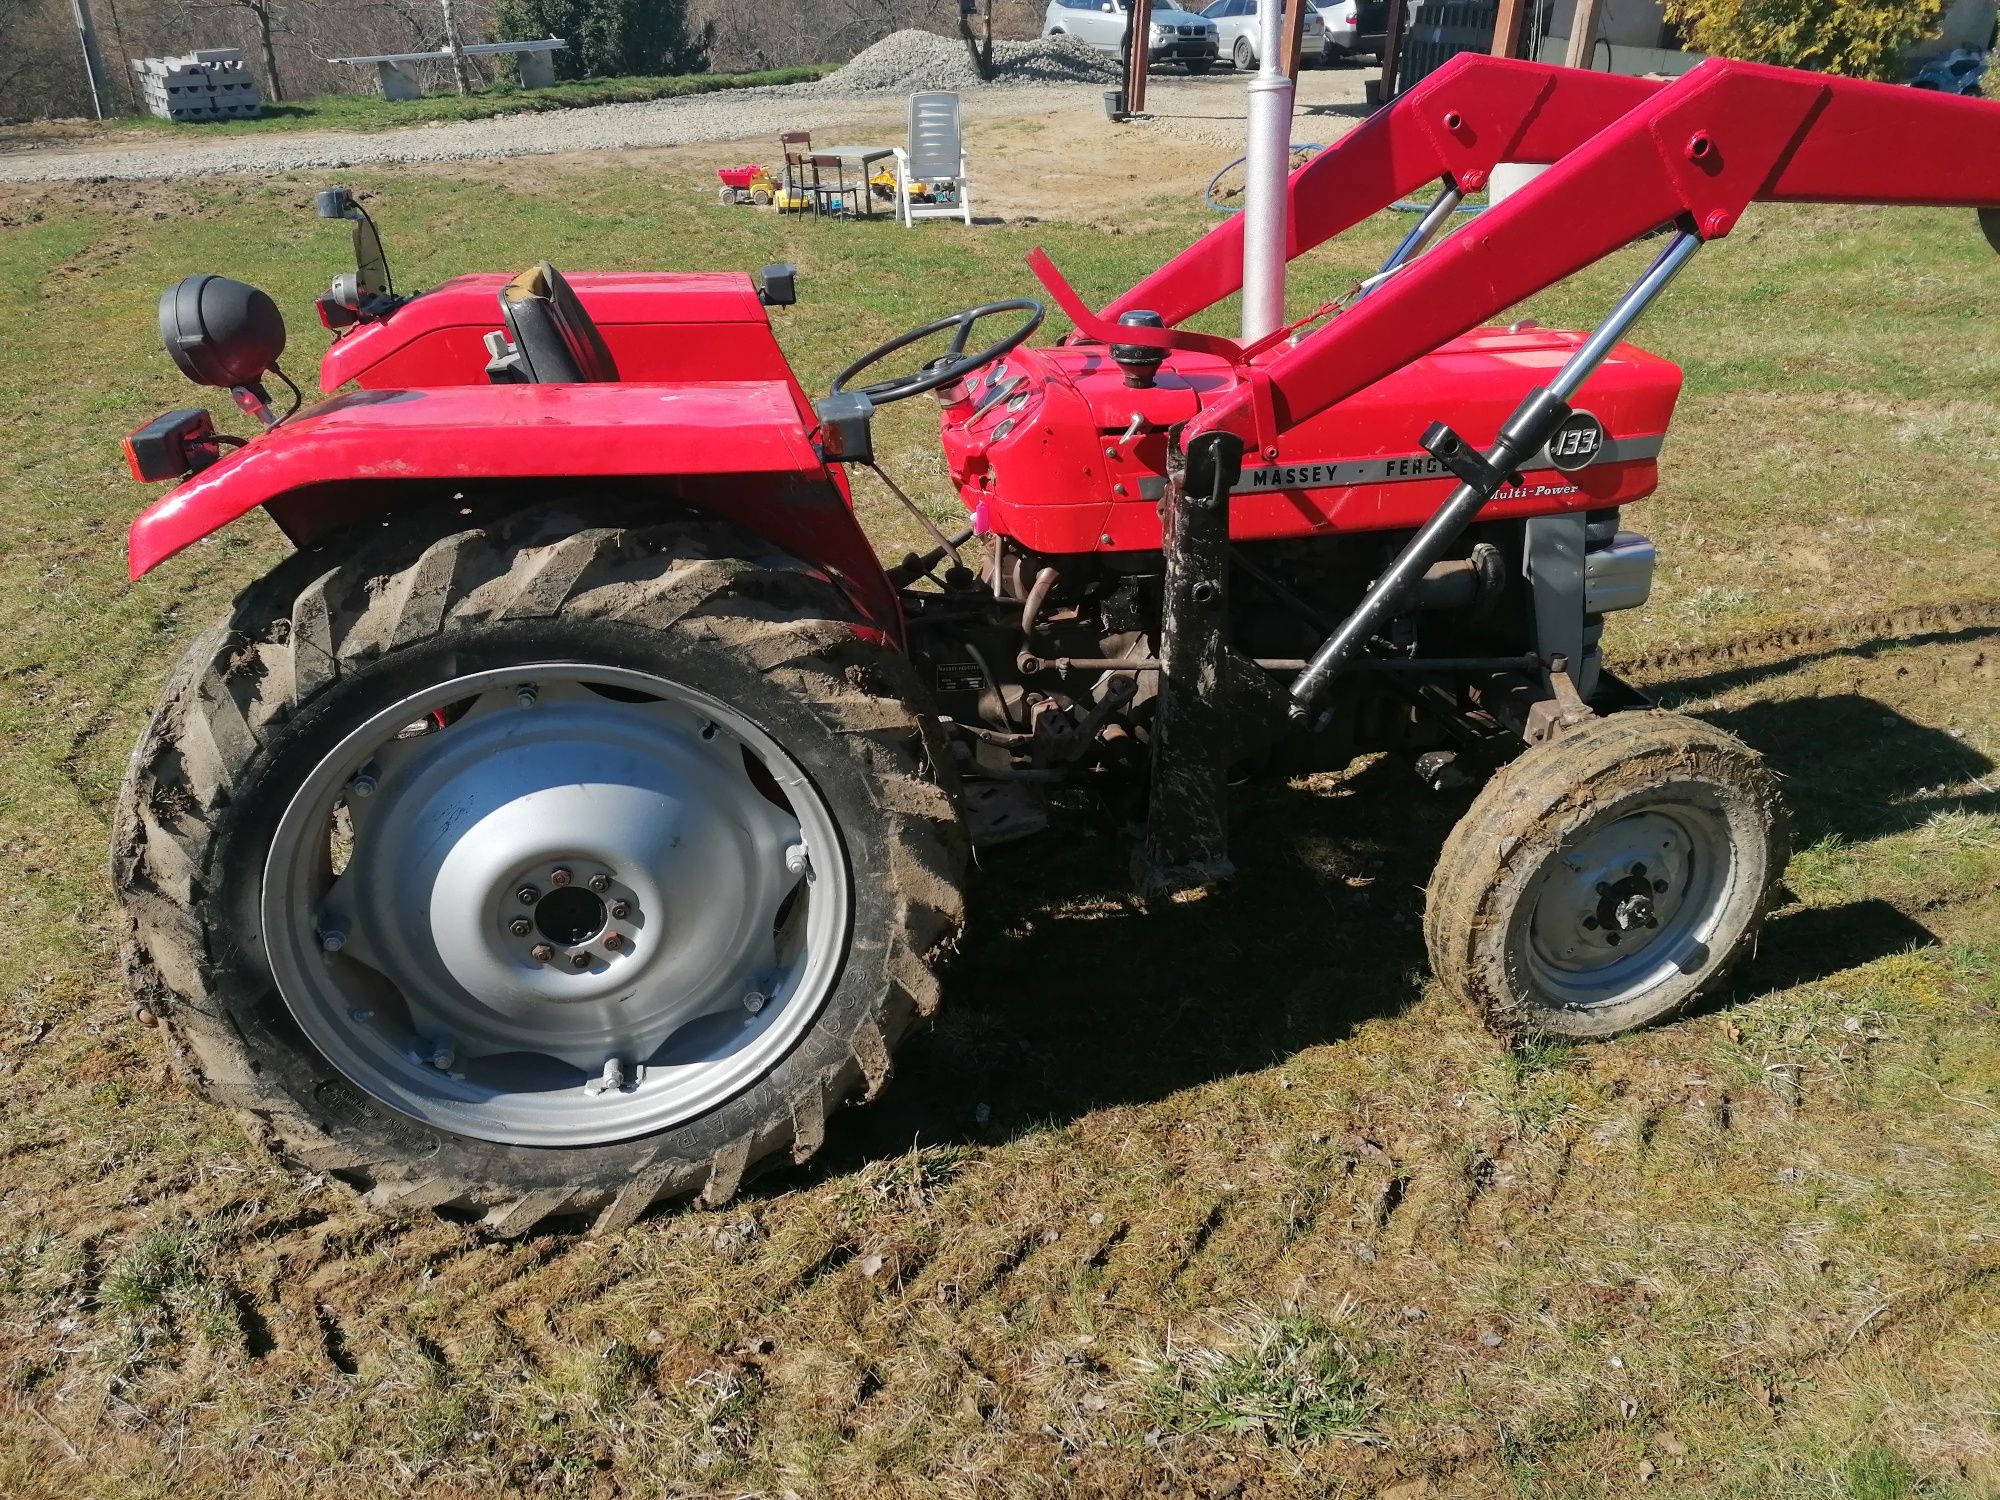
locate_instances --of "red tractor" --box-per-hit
[116,56,2000,1233]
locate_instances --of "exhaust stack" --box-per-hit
[1240,0,1296,341]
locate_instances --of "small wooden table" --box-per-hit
[817,145,896,218]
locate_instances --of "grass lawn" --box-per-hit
[0,157,1995,1498]
[0,66,833,145]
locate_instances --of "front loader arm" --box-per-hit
[1194,57,2000,449]
[1104,53,1664,329]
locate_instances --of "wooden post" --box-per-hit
[1127,0,1153,115]
[1281,0,1308,79]
[1563,0,1609,68]
[1374,0,1409,104]
[1490,0,1530,57]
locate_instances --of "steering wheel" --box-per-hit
[830,298,1045,404]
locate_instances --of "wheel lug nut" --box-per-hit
[603,932,624,952]
[508,916,533,937]
[320,929,346,953]
[516,684,538,708]
[530,942,554,963]
[349,772,377,798]
[551,867,572,888]
[1631,863,1647,877]
[1596,882,1610,895]
[517,885,538,905]
[589,873,611,892]
[1582,916,1598,930]
[609,900,631,920]
[569,952,591,970]
[1653,879,1668,893]
[744,991,768,1014]
[1605,932,1622,946]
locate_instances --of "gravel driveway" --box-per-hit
[0,83,1029,183]
[0,30,1369,185]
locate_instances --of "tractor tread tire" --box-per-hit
[1423,710,1788,1041]
[113,502,966,1236]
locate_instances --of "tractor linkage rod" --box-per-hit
[1288,229,1703,716]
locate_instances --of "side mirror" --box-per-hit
[315,183,393,307]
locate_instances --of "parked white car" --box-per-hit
[1202,0,1324,71]
[1310,0,1388,63]
[1041,0,1221,72]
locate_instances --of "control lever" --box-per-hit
[1288,387,1574,718]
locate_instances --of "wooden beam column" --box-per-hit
[1282,0,1309,79]
[1127,0,1154,114]
[1490,0,1530,57]
[1564,0,1609,68]
[1373,0,1409,105]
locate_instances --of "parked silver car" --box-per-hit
[1041,0,1221,72]
[1203,0,1324,70]
[1311,0,1388,62]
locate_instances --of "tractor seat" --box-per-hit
[484,261,619,384]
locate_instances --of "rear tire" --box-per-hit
[113,504,966,1234]
[1424,711,1788,1041]
[1232,37,1255,69]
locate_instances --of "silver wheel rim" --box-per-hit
[1520,799,1736,1010]
[261,664,851,1147]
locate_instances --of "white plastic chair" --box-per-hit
[894,91,973,227]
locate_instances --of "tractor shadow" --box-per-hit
[770,669,1991,1189]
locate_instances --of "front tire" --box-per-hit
[1424,711,1788,1040]
[113,505,966,1234]
[1188,58,1214,73]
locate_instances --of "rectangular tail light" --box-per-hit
[123,407,220,483]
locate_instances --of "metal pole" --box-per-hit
[1544,229,1702,401]
[1377,184,1463,275]
[1287,230,1703,714]
[1240,0,1296,340]
[69,0,111,119]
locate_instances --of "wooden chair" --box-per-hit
[809,152,853,217]
[779,131,815,211]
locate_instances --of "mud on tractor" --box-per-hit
[116,56,2000,1234]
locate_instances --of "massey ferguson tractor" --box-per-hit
[114,51,2000,1233]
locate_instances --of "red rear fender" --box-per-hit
[127,382,900,634]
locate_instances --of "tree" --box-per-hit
[1661,0,1945,82]
[493,0,712,78]
[956,0,996,82]
[438,0,472,93]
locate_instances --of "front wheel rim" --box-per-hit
[1520,797,1737,1011]
[261,663,852,1148]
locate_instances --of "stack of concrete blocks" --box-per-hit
[130,50,263,122]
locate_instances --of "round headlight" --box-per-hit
[157,274,287,391]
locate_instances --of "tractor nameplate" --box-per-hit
[1228,431,1657,495]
